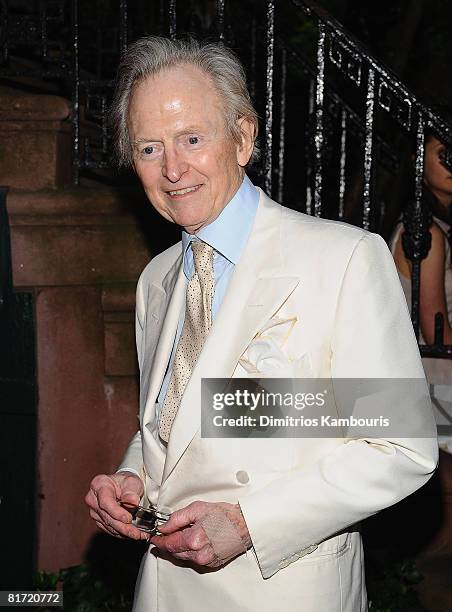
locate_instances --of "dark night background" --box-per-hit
[308,0,452,105]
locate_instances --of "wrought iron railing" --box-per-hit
[294,0,452,358]
[1,0,451,359]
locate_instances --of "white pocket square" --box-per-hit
[239,316,301,377]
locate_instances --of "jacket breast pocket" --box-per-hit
[237,335,313,378]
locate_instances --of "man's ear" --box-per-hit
[236,116,256,167]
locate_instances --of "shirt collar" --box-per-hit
[181,174,259,275]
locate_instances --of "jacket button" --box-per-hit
[236,470,250,484]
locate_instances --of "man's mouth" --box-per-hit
[167,185,202,196]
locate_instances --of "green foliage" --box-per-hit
[34,554,425,612]
[367,557,426,612]
[34,563,134,612]
[34,570,60,592]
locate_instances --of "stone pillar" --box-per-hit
[2,88,153,572]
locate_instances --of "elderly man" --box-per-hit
[85,37,438,611]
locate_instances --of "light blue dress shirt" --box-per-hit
[155,174,259,415]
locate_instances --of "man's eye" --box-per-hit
[188,136,199,145]
[143,146,154,155]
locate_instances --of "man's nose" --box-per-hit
[162,149,189,183]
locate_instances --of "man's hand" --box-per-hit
[150,501,252,568]
[85,472,149,541]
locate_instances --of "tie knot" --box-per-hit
[191,240,214,284]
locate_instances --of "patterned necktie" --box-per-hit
[158,240,215,442]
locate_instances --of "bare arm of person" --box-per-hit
[393,222,452,344]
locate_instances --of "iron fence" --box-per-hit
[0,0,451,358]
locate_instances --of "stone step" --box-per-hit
[0,86,72,190]
[1,179,158,572]
[6,184,154,287]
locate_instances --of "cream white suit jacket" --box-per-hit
[119,189,438,612]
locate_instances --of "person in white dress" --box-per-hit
[390,127,452,452]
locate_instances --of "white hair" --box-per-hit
[110,36,260,167]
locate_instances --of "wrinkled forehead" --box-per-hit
[128,63,228,124]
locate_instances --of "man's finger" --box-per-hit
[171,547,217,566]
[89,508,103,523]
[85,488,100,512]
[96,507,146,540]
[150,531,191,553]
[151,524,208,553]
[87,473,143,520]
[96,487,134,523]
[95,520,122,538]
[157,501,207,534]
[90,501,138,538]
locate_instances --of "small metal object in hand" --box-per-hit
[120,501,171,534]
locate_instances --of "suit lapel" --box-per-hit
[140,253,185,485]
[162,191,300,483]
[142,261,185,424]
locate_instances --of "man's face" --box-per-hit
[128,65,253,233]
